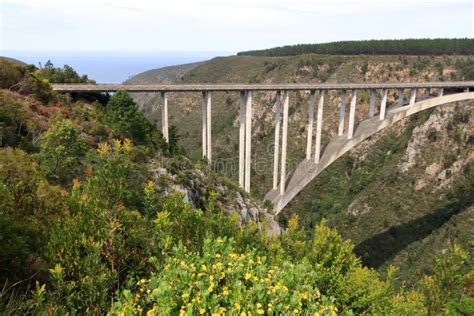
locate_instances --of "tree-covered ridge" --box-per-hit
[237,38,474,57]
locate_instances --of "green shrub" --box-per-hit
[38,119,87,185]
[106,91,151,144]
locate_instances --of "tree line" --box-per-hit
[237,38,474,57]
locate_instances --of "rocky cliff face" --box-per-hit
[149,161,282,236]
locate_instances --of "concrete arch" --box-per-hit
[266,92,474,215]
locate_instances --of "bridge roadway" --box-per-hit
[52,81,474,214]
[52,82,474,92]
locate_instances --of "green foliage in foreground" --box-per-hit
[237,38,474,57]
[0,140,472,314]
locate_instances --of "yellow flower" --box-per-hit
[294,309,300,314]
[97,142,110,157]
[201,265,207,272]
[144,180,155,196]
[217,238,224,244]
[72,178,81,189]
[301,292,309,300]
[179,309,186,316]
[244,272,251,280]
[316,290,321,298]
[257,309,264,315]
[146,308,155,316]
[113,139,122,151]
[223,288,229,296]
[208,282,214,293]
[240,312,246,316]
[123,138,132,153]
[314,313,320,316]
[181,292,189,301]
[199,308,206,315]
[234,303,241,310]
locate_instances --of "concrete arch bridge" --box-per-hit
[53,82,474,214]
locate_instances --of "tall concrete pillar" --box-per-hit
[244,91,252,193]
[239,91,246,188]
[369,89,376,118]
[273,91,281,190]
[464,88,470,93]
[280,91,289,195]
[201,92,207,158]
[161,92,169,142]
[380,89,388,120]
[338,90,346,136]
[347,90,357,139]
[306,90,316,160]
[409,88,417,106]
[398,89,404,107]
[205,92,212,162]
[314,90,325,163]
[437,88,444,97]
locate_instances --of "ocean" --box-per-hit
[1,51,232,83]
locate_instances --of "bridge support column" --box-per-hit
[380,89,388,120]
[398,89,404,107]
[347,90,357,139]
[239,92,246,188]
[306,90,316,159]
[338,90,346,136]
[160,92,169,142]
[314,90,325,163]
[244,91,252,193]
[438,88,444,97]
[201,92,207,159]
[280,91,289,195]
[201,92,212,162]
[369,89,376,118]
[206,92,212,162]
[464,88,470,92]
[273,92,281,190]
[409,89,417,106]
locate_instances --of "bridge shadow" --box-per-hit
[354,200,468,269]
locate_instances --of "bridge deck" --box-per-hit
[52,82,474,92]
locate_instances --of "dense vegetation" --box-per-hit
[1,59,473,314]
[237,38,474,57]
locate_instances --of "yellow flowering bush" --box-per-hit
[110,236,338,315]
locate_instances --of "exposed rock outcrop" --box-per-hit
[150,164,282,236]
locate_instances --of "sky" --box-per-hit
[1,0,473,54]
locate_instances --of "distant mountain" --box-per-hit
[125,61,203,84]
[0,56,26,65]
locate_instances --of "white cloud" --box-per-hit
[1,0,472,52]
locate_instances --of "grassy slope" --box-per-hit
[129,54,474,276]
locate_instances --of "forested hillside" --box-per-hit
[237,38,474,56]
[129,53,474,279]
